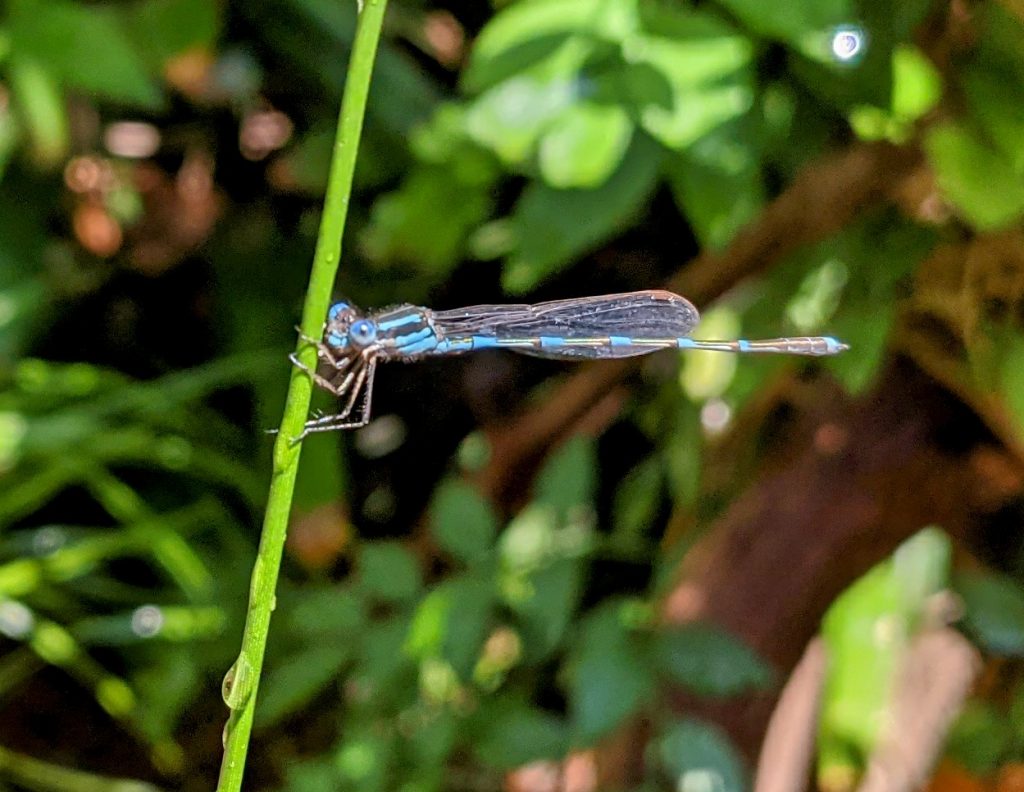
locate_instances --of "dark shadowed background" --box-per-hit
[3,0,1024,790]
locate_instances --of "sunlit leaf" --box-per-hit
[925,122,1024,230]
[363,165,496,275]
[6,58,68,167]
[818,529,951,784]
[464,0,606,92]
[466,38,592,165]
[624,10,754,150]
[538,103,633,188]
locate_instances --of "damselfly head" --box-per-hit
[324,301,379,350]
[325,301,358,349]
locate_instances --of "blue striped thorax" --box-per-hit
[323,301,441,359]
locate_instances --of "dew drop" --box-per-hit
[131,604,164,638]
[222,654,255,710]
[830,25,867,64]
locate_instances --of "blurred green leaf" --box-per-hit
[611,457,662,552]
[715,0,850,46]
[538,103,633,188]
[133,647,200,741]
[511,557,584,660]
[6,57,68,167]
[334,731,393,792]
[440,575,495,678]
[569,600,655,742]
[465,39,591,165]
[430,480,499,564]
[256,643,349,727]
[653,623,773,697]
[850,45,942,142]
[0,744,160,792]
[818,528,951,783]
[7,0,162,107]
[752,213,935,395]
[655,718,746,791]
[991,328,1024,440]
[406,574,495,679]
[285,586,365,640]
[957,570,1024,657]
[503,132,662,292]
[356,617,414,697]
[128,0,221,69]
[534,435,596,516]
[362,164,495,275]
[925,122,1024,230]
[890,45,943,121]
[964,67,1024,171]
[628,8,754,150]
[474,697,570,769]
[663,402,702,508]
[464,0,605,92]
[357,542,422,603]
[283,760,339,792]
[963,3,1024,166]
[946,700,1014,774]
[666,131,764,249]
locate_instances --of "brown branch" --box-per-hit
[857,628,980,792]
[661,359,1021,760]
[753,638,826,792]
[476,141,921,508]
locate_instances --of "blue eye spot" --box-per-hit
[349,319,377,347]
[328,302,350,320]
[326,332,347,348]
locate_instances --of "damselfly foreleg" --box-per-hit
[296,359,376,438]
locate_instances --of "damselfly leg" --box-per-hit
[295,358,376,439]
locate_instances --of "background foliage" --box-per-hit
[3,0,1024,790]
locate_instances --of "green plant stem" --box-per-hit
[215,2,389,790]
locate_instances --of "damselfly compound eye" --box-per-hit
[328,302,350,321]
[349,319,378,348]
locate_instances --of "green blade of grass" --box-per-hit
[215,2,390,790]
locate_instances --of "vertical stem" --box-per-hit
[215,2,389,789]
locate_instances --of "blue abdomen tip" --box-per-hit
[824,337,849,353]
